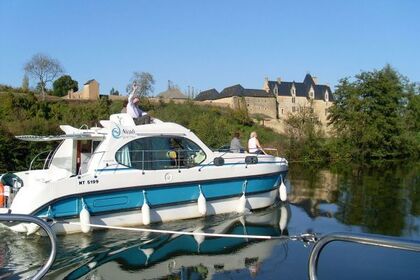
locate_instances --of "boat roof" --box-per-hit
[15,114,190,142]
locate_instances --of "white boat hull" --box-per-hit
[46,188,278,235]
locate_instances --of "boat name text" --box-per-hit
[78,179,99,185]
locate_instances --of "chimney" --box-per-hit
[276,77,281,84]
[263,77,270,92]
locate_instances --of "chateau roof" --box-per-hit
[196,84,272,101]
[268,74,334,101]
[195,74,334,102]
[195,88,219,101]
[157,88,188,99]
[84,79,97,85]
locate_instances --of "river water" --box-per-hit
[1,161,419,279]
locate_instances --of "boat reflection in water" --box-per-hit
[46,204,291,280]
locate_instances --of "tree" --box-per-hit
[21,74,29,92]
[52,75,78,97]
[24,53,63,99]
[283,103,326,160]
[328,65,416,159]
[126,72,155,97]
[110,87,120,96]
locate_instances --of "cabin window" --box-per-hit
[115,136,206,170]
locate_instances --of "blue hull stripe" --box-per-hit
[35,172,285,219]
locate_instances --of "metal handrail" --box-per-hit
[308,232,420,280]
[0,213,57,280]
[42,150,54,170]
[263,147,279,156]
[29,150,53,170]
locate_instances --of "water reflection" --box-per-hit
[288,161,420,238]
[0,226,52,279]
[1,161,419,279]
[45,205,291,279]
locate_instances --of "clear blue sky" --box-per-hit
[0,0,419,95]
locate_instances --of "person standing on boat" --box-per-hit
[127,83,151,125]
[248,131,266,155]
[230,132,245,153]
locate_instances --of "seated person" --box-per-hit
[230,132,245,153]
[248,131,266,155]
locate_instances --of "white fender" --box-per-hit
[142,191,151,225]
[10,223,28,233]
[87,261,97,269]
[237,193,247,213]
[25,223,40,236]
[142,203,150,225]
[197,185,207,216]
[279,206,288,232]
[141,248,154,264]
[193,228,205,252]
[142,248,154,259]
[279,181,287,202]
[80,206,91,233]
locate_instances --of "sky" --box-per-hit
[0,0,419,96]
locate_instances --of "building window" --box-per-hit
[281,108,284,115]
[292,107,296,113]
[309,91,314,99]
[325,108,328,116]
[292,97,295,103]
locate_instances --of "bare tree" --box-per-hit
[24,53,63,99]
[126,72,155,98]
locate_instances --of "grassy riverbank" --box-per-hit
[1,64,419,173]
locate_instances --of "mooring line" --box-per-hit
[57,221,317,243]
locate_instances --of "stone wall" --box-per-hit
[67,80,99,100]
[243,96,277,119]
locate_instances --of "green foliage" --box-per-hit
[283,104,328,161]
[1,65,419,172]
[328,65,420,159]
[53,75,78,97]
[109,87,120,96]
[0,124,29,172]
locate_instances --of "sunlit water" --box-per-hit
[1,161,419,279]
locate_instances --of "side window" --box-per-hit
[115,136,206,170]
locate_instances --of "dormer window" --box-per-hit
[309,90,314,99]
[274,85,278,95]
[325,91,329,102]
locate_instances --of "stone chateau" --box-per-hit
[195,74,334,133]
[63,74,334,134]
